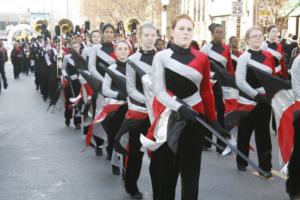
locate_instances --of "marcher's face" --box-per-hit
[247,30,263,50]
[213,26,224,43]
[171,19,194,48]
[91,32,101,44]
[268,27,278,41]
[140,27,157,50]
[156,40,165,50]
[103,27,115,43]
[72,43,80,54]
[230,38,239,48]
[115,42,130,61]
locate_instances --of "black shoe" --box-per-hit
[65,119,70,127]
[112,165,120,175]
[95,147,103,156]
[4,82,8,89]
[202,146,211,151]
[259,171,272,179]
[75,124,81,129]
[237,163,247,171]
[129,191,143,199]
[106,153,112,161]
[289,192,300,200]
[122,169,126,181]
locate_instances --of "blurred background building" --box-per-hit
[0,0,299,43]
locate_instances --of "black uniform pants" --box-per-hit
[125,118,150,194]
[48,66,59,100]
[236,103,272,171]
[23,58,30,75]
[0,63,7,85]
[40,65,49,100]
[105,104,128,160]
[34,61,41,89]
[286,113,300,196]
[64,80,82,125]
[204,82,225,152]
[12,60,21,78]
[150,120,204,200]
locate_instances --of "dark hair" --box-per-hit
[267,25,277,33]
[90,30,101,37]
[229,36,237,43]
[155,38,164,45]
[208,23,223,33]
[101,23,115,34]
[190,40,200,50]
[292,35,298,40]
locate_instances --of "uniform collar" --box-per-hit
[171,43,191,55]
[139,48,156,55]
[116,59,127,67]
[248,48,262,55]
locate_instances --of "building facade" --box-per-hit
[79,0,289,42]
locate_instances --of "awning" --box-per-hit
[279,0,300,17]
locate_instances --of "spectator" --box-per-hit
[0,40,8,89]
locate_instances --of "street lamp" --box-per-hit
[161,0,169,42]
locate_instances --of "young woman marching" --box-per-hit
[82,30,101,62]
[88,24,116,156]
[62,41,82,129]
[200,23,234,153]
[287,54,300,200]
[228,36,243,71]
[261,25,288,79]
[115,23,157,199]
[149,14,225,200]
[101,40,131,175]
[235,27,275,178]
[81,30,101,136]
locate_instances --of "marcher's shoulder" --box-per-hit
[155,48,172,58]
[108,63,117,70]
[238,51,250,60]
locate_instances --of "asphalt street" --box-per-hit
[0,63,289,200]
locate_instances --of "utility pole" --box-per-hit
[236,0,242,40]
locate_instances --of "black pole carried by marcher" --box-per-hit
[194,115,269,176]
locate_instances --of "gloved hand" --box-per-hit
[255,93,268,105]
[117,92,127,101]
[64,75,72,82]
[210,120,231,139]
[177,105,198,122]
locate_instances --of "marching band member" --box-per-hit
[81,30,101,136]
[287,54,300,200]
[200,23,234,153]
[62,41,82,129]
[228,36,243,71]
[261,25,288,79]
[235,27,275,178]
[88,24,116,156]
[45,40,59,101]
[102,40,131,175]
[82,30,101,62]
[150,14,225,199]
[118,23,157,199]
[40,39,52,101]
